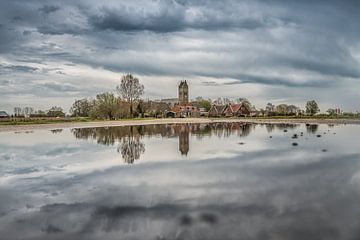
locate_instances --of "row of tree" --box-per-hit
[260,100,320,116]
[13,106,65,118]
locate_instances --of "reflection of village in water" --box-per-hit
[71,123,321,164]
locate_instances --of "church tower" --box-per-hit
[178,80,189,104]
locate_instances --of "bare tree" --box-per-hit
[14,107,22,117]
[116,74,144,118]
[23,107,34,118]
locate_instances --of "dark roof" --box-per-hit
[211,105,227,113]
[0,111,9,117]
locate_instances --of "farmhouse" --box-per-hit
[0,111,9,118]
[223,103,250,117]
[208,105,227,117]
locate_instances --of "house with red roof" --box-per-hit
[223,103,250,117]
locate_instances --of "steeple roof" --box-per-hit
[179,80,188,87]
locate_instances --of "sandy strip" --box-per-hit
[0,118,359,133]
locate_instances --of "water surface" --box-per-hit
[1,122,360,240]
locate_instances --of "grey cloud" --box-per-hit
[88,1,278,33]
[37,24,86,35]
[2,150,360,239]
[40,82,79,92]
[222,74,332,88]
[38,5,60,14]
[0,64,39,73]
[89,2,186,33]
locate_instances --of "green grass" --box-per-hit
[0,117,92,126]
[1,115,359,126]
[0,117,158,126]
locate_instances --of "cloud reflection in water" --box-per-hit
[1,123,360,240]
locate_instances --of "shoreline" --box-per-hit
[0,118,359,133]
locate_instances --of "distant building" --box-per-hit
[178,80,189,104]
[170,80,200,117]
[171,104,200,117]
[208,103,250,117]
[160,98,178,108]
[142,101,171,117]
[0,111,9,118]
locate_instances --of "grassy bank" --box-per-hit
[0,117,91,126]
[1,115,360,126]
[0,117,158,126]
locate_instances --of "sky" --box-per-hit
[0,0,359,113]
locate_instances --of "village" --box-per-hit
[161,80,256,118]
[0,76,356,121]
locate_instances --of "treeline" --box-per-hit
[12,106,65,118]
[260,100,320,116]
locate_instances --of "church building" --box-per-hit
[169,80,200,118]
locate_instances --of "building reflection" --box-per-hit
[71,122,253,163]
[178,125,189,156]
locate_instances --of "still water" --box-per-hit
[1,122,360,240]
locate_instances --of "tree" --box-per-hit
[276,104,288,115]
[195,96,204,102]
[287,105,300,115]
[70,98,93,117]
[116,74,144,118]
[92,92,119,119]
[199,99,212,111]
[14,107,22,117]
[237,98,251,109]
[223,97,232,105]
[327,108,337,116]
[306,100,320,116]
[214,97,224,105]
[136,100,145,118]
[47,106,65,117]
[23,107,34,117]
[33,110,47,117]
[265,103,275,115]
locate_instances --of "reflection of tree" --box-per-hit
[306,124,319,134]
[71,126,146,164]
[265,124,275,133]
[275,124,299,131]
[117,136,145,164]
[50,129,63,134]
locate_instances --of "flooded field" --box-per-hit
[1,122,360,240]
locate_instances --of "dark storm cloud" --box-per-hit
[89,2,186,33]
[0,0,360,110]
[88,0,273,33]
